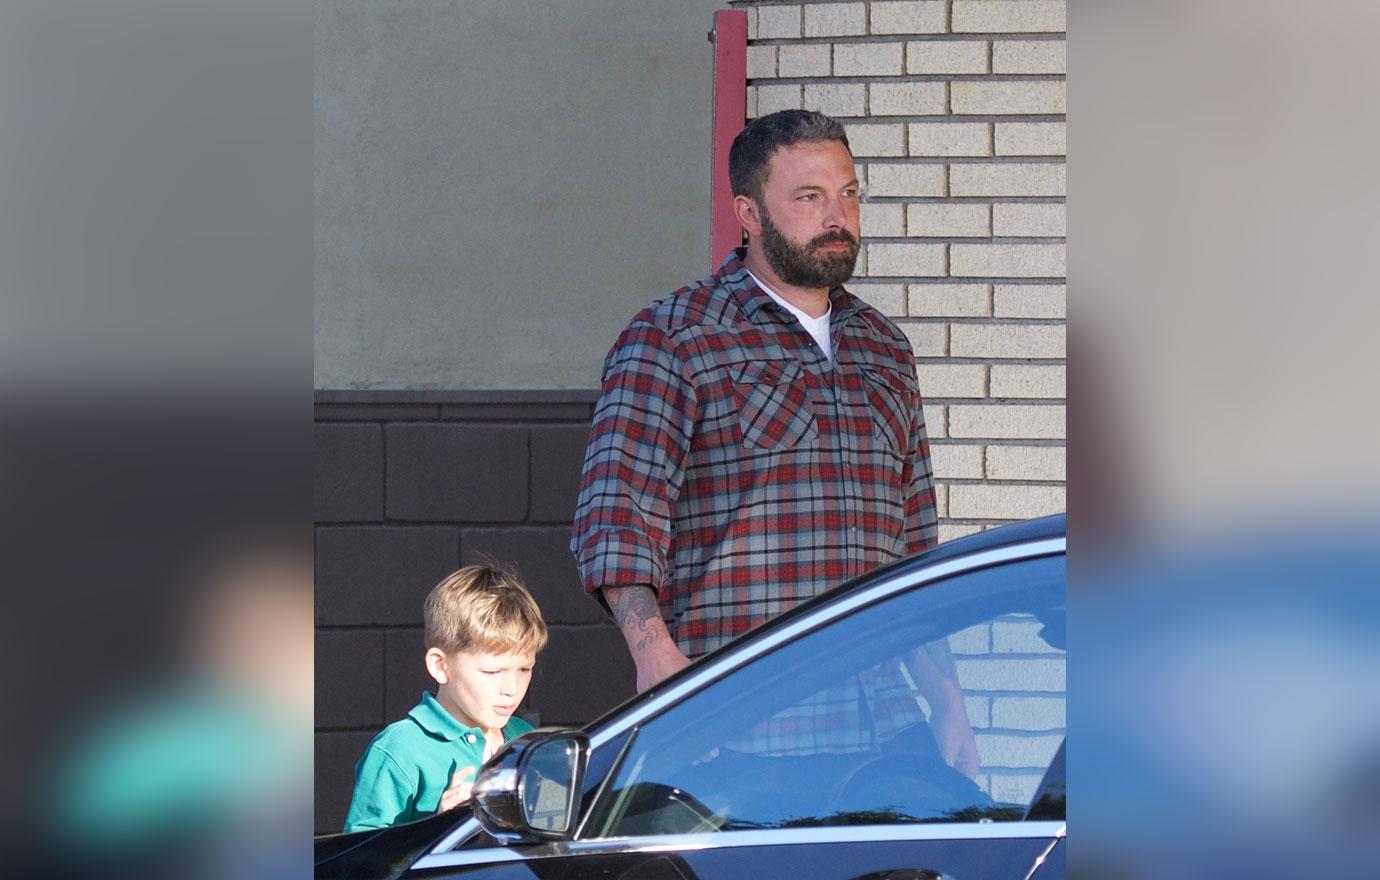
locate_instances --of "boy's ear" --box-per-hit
[424,647,449,685]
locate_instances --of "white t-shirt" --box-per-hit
[748,271,833,364]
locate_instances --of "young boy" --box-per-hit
[343,564,547,831]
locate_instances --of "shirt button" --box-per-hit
[465,733,476,743]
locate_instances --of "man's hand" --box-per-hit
[905,642,981,780]
[604,585,692,692]
[438,767,475,812]
[929,697,981,780]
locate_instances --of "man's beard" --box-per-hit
[759,207,860,289]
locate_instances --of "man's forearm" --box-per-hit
[602,585,691,691]
[604,585,675,656]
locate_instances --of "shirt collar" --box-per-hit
[720,247,862,325]
[408,691,485,742]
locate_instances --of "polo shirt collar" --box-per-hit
[408,691,485,742]
[719,247,863,325]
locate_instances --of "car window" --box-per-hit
[583,554,1065,837]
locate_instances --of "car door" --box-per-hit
[413,547,1065,879]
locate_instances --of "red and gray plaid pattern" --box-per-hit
[571,250,938,660]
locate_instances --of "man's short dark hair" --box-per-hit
[729,109,851,204]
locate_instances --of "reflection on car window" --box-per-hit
[584,555,1065,837]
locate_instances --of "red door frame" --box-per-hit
[709,9,748,270]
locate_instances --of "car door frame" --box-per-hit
[410,534,1066,875]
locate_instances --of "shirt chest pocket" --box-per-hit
[733,359,818,451]
[861,364,916,456]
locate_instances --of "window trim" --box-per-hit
[414,821,1066,871]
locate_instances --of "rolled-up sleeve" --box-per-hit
[903,372,940,555]
[570,321,698,602]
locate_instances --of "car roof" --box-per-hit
[792,512,1066,613]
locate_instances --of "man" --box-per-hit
[571,110,975,773]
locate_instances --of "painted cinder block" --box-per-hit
[992,39,1066,74]
[908,122,991,157]
[900,320,949,357]
[848,281,907,316]
[952,0,1066,34]
[861,201,906,237]
[950,162,1065,197]
[950,242,1066,277]
[919,364,988,399]
[835,41,906,76]
[948,483,1065,519]
[868,241,948,276]
[908,202,991,237]
[805,2,866,37]
[869,81,948,116]
[804,82,866,116]
[757,4,803,39]
[951,323,1065,359]
[993,202,1065,237]
[871,1,948,35]
[778,42,831,77]
[993,283,1065,318]
[995,122,1067,156]
[985,444,1066,481]
[909,283,991,317]
[846,122,906,157]
[867,162,947,196]
[949,404,1066,439]
[990,364,1066,399]
[906,39,989,74]
[951,80,1065,115]
[932,442,985,477]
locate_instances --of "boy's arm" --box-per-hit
[342,747,416,833]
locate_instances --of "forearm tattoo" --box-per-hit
[606,586,665,654]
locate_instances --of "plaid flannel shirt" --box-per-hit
[571,250,938,660]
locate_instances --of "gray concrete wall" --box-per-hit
[315,0,723,390]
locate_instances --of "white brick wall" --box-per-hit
[995,122,1066,156]
[950,162,1065,197]
[952,1,1066,34]
[908,202,989,237]
[923,364,987,398]
[910,283,990,316]
[906,40,988,74]
[739,0,1065,539]
[993,39,1066,74]
[907,122,990,157]
[993,202,1065,237]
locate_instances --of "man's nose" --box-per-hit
[820,195,847,229]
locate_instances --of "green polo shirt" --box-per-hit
[343,692,534,832]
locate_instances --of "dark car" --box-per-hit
[317,515,1066,880]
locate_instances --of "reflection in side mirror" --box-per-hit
[523,737,579,834]
[473,729,588,843]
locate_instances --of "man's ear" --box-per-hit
[733,194,763,239]
[425,647,450,685]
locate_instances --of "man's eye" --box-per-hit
[797,192,819,201]
[842,188,859,199]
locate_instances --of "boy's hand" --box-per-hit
[438,766,476,812]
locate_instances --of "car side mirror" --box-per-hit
[472,729,589,843]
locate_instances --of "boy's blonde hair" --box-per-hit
[423,564,548,656]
